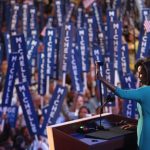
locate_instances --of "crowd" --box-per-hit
[0,0,150,150]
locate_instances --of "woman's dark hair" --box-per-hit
[134,58,145,73]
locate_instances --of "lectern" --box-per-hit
[47,113,137,150]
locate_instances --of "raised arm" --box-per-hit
[95,62,145,102]
[97,71,116,92]
[96,62,116,93]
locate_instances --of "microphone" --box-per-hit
[95,61,104,77]
[95,61,104,111]
[106,93,115,103]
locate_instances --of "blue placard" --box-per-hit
[2,53,19,107]
[109,21,122,70]
[11,34,31,84]
[27,37,39,64]
[77,7,83,28]
[92,45,102,62]
[98,31,106,56]
[142,8,150,20]
[60,23,73,73]
[65,2,75,23]
[52,37,59,79]
[4,32,12,61]
[40,85,67,135]
[44,28,56,76]
[120,44,130,76]
[10,4,20,34]
[70,43,84,93]
[28,5,38,38]
[106,9,117,53]
[38,52,47,96]
[22,4,28,40]
[119,73,137,119]
[87,17,97,49]
[55,0,63,27]
[0,106,18,128]
[92,2,103,32]
[103,53,114,105]
[136,32,150,59]
[16,82,39,135]
[77,28,89,72]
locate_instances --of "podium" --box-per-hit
[47,113,137,150]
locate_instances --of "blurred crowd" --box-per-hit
[0,0,150,149]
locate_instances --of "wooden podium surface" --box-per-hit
[47,113,137,150]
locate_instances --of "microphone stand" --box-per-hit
[98,101,108,130]
[95,62,115,130]
[95,61,105,130]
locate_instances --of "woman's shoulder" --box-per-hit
[137,85,150,92]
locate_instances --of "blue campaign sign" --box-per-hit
[0,106,18,128]
[11,34,31,84]
[4,32,12,61]
[10,4,20,34]
[28,5,38,38]
[70,44,84,93]
[77,28,90,72]
[92,45,102,62]
[109,21,122,70]
[77,7,83,28]
[40,85,67,135]
[6,106,18,128]
[55,0,63,27]
[44,28,56,76]
[106,9,117,53]
[52,37,59,80]
[136,32,150,59]
[2,53,19,107]
[65,2,75,23]
[16,82,39,135]
[60,23,73,73]
[120,44,130,76]
[103,53,115,106]
[106,9,117,28]
[92,2,103,32]
[119,73,137,119]
[142,8,150,21]
[27,37,39,64]
[22,4,28,40]
[38,52,47,96]
[98,31,106,56]
[87,17,97,47]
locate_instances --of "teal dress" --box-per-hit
[136,103,143,146]
[115,86,150,150]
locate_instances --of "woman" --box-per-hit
[97,60,150,150]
